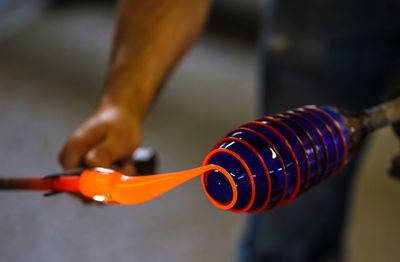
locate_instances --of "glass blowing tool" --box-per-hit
[0,98,399,213]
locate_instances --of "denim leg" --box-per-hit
[238,1,400,261]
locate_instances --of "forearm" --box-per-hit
[102,0,211,118]
[59,0,211,170]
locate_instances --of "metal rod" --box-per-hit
[363,97,400,132]
[0,176,80,192]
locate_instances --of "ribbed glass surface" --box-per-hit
[202,106,349,213]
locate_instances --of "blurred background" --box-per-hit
[0,0,399,261]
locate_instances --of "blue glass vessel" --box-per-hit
[202,105,351,213]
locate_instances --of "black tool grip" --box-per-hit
[131,147,157,175]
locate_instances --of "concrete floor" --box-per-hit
[0,4,399,262]
[0,5,249,262]
[346,129,400,261]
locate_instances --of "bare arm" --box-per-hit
[59,0,211,174]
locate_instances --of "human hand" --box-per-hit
[59,103,142,176]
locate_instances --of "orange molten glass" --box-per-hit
[78,165,233,205]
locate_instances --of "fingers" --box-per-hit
[59,107,142,173]
[84,134,136,170]
[58,123,107,169]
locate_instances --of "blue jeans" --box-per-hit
[238,0,400,261]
